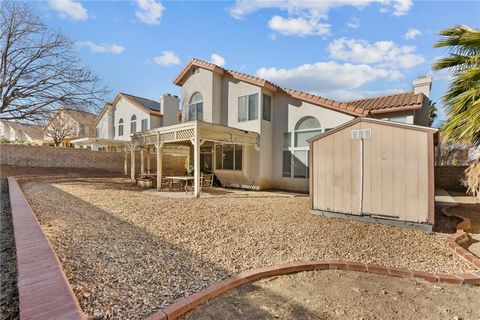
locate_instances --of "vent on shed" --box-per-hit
[351,129,371,140]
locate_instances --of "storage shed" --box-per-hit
[309,117,437,231]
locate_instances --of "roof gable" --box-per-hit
[2,121,44,140]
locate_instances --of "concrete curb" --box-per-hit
[144,260,480,320]
[441,204,480,269]
[7,177,84,320]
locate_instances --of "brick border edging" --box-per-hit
[144,261,480,320]
[441,205,480,269]
[7,177,84,320]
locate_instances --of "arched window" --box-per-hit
[118,118,124,136]
[130,115,137,134]
[294,116,321,147]
[188,92,203,121]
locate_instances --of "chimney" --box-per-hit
[160,93,180,126]
[106,103,115,139]
[412,76,432,98]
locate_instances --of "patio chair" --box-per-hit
[201,173,214,192]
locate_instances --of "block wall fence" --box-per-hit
[0,144,187,174]
[434,165,468,191]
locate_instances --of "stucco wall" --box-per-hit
[271,92,355,192]
[182,68,214,123]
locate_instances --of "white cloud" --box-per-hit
[268,16,330,36]
[135,0,165,25]
[257,61,401,95]
[229,0,413,36]
[404,28,422,40]
[346,17,360,29]
[76,41,125,54]
[328,37,425,69]
[153,51,180,66]
[210,54,226,66]
[49,0,88,21]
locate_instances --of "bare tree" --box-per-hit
[0,1,107,122]
[44,113,76,147]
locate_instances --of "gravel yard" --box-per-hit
[20,177,474,319]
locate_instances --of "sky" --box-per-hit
[33,0,480,126]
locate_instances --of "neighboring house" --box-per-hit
[72,92,180,151]
[0,121,44,145]
[128,58,433,195]
[44,109,97,147]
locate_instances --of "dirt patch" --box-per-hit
[0,180,19,320]
[183,270,480,320]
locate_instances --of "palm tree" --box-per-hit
[433,25,480,199]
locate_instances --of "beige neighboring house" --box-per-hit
[43,109,97,147]
[72,92,180,151]
[128,58,433,196]
[0,121,44,145]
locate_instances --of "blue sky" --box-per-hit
[34,0,479,126]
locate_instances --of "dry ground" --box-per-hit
[183,270,480,320]
[17,176,476,319]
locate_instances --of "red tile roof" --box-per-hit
[348,92,425,114]
[174,58,426,117]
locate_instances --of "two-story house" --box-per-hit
[71,92,180,150]
[129,58,432,196]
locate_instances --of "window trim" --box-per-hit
[262,93,272,122]
[282,116,322,179]
[118,118,124,136]
[238,93,259,122]
[215,143,243,171]
[188,92,203,121]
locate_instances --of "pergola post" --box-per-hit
[193,123,201,198]
[130,146,136,184]
[140,149,145,174]
[156,142,163,191]
[147,150,151,172]
[124,150,128,175]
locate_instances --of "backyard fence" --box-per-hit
[0,144,187,175]
[434,165,468,191]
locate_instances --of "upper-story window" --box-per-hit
[78,124,85,135]
[95,127,99,137]
[188,92,203,121]
[118,118,124,136]
[262,94,272,121]
[238,93,258,122]
[141,119,148,131]
[294,116,322,147]
[130,114,137,134]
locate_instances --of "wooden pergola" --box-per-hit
[130,121,259,197]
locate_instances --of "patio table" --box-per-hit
[164,176,194,192]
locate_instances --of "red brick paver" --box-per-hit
[8,177,84,320]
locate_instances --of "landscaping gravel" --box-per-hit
[20,177,474,320]
[0,180,19,320]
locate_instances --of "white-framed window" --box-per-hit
[95,127,99,137]
[215,144,242,171]
[78,124,85,135]
[262,94,272,121]
[118,118,124,136]
[130,114,137,134]
[282,116,322,179]
[238,93,258,122]
[386,115,408,123]
[188,92,203,121]
[141,119,148,131]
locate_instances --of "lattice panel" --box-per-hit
[232,135,258,145]
[159,132,175,142]
[176,128,194,140]
[200,129,232,143]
